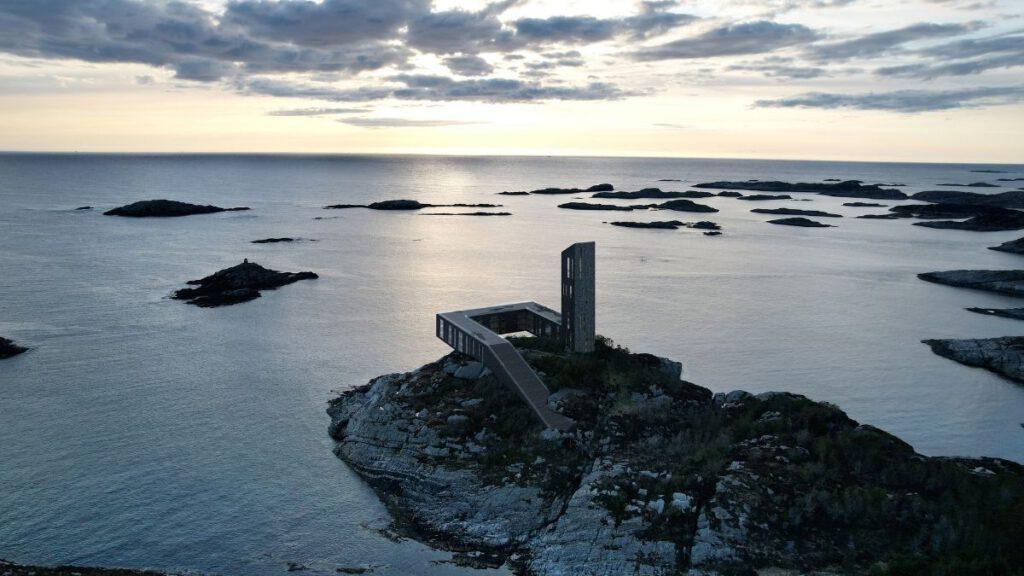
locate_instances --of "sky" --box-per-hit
[0,0,1021,162]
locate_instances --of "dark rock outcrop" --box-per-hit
[843,202,887,207]
[498,191,530,196]
[937,182,999,187]
[717,191,743,197]
[989,237,1024,254]
[0,560,171,576]
[252,237,300,243]
[858,213,908,219]
[910,190,1024,209]
[75,206,93,210]
[104,200,250,217]
[966,307,1024,321]
[172,260,317,307]
[767,217,833,227]
[329,338,1024,575]
[751,208,842,218]
[609,220,684,229]
[736,194,792,201]
[507,184,615,195]
[694,179,907,200]
[886,203,1024,231]
[924,337,1024,383]
[423,212,512,216]
[592,189,713,200]
[651,199,718,213]
[918,269,1024,297]
[558,202,635,211]
[324,200,500,210]
[0,336,27,359]
[609,220,720,231]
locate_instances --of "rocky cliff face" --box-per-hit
[328,338,1024,576]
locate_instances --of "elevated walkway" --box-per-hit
[436,302,575,431]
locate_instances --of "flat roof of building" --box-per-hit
[437,301,561,345]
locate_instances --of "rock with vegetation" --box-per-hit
[592,189,714,200]
[767,217,833,227]
[918,269,1024,297]
[172,260,317,307]
[990,237,1024,255]
[329,336,1024,575]
[693,180,907,200]
[104,199,250,217]
[924,337,1024,384]
[751,208,842,218]
[0,336,27,359]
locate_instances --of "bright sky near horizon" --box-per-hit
[0,0,1021,162]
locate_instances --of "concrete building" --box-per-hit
[561,241,595,353]
[435,242,596,431]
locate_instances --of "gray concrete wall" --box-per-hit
[561,242,595,353]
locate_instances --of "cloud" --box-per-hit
[755,85,1024,112]
[443,55,494,76]
[267,107,366,116]
[808,22,983,61]
[727,59,827,78]
[634,21,819,60]
[513,2,698,45]
[873,31,1024,78]
[243,75,634,103]
[339,116,478,127]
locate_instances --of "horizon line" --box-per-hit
[0,149,1021,168]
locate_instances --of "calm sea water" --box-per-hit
[2,153,1024,575]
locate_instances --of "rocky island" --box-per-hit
[990,237,1024,254]
[751,208,842,218]
[693,180,907,200]
[609,220,720,232]
[501,184,614,195]
[767,217,833,227]
[328,337,1024,575]
[0,336,27,359]
[324,200,500,210]
[104,199,251,217]
[923,337,1024,384]
[172,260,317,307]
[918,270,1024,297]
[910,190,1024,208]
[591,189,714,200]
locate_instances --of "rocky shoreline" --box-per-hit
[328,337,1024,575]
[923,337,1024,383]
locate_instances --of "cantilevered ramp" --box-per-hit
[484,341,575,431]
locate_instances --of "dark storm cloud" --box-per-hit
[755,85,1024,112]
[808,22,983,61]
[633,21,819,60]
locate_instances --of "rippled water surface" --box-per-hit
[2,153,1024,575]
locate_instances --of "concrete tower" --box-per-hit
[561,242,595,353]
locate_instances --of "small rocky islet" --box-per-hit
[736,194,793,201]
[0,336,28,359]
[591,188,714,200]
[172,260,317,307]
[910,189,1024,208]
[918,269,1024,297]
[751,208,842,218]
[500,183,613,196]
[989,236,1024,254]
[104,199,250,217]
[609,220,720,233]
[766,217,834,227]
[328,337,1024,575]
[559,199,718,213]
[324,199,501,210]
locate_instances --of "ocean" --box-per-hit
[1,153,1023,575]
